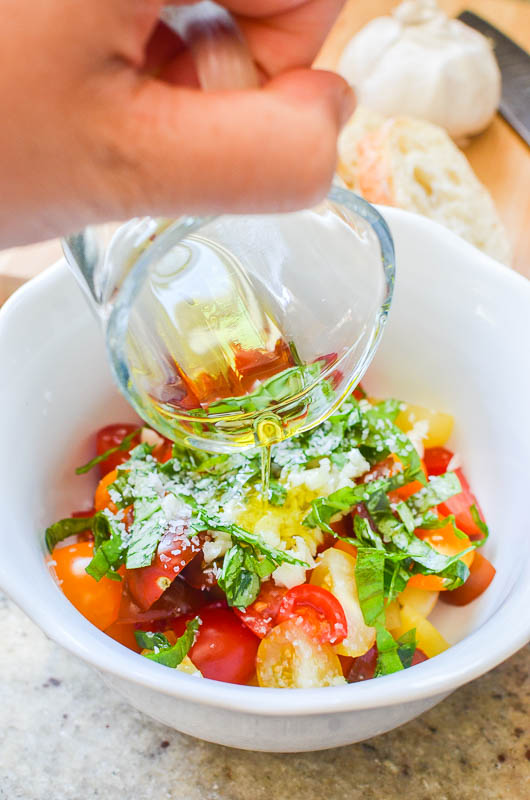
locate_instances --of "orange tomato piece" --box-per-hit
[51,541,122,630]
[440,552,496,606]
[105,620,141,652]
[94,468,119,513]
[408,521,474,591]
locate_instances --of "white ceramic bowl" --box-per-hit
[1,208,529,753]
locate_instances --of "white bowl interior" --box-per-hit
[0,208,529,732]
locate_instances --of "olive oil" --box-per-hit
[123,233,338,459]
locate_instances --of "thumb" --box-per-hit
[106,68,355,219]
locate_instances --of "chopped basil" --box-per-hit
[125,498,165,569]
[470,504,490,546]
[396,629,417,669]
[268,480,287,507]
[45,516,95,553]
[218,544,275,609]
[374,627,404,677]
[134,631,171,650]
[75,428,141,475]
[407,472,462,514]
[140,617,200,668]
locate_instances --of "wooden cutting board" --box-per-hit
[0,0,528,305]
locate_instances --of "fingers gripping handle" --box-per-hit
[160,2,260,91]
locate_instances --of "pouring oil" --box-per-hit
[123,232,335,475]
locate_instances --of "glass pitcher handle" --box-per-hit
[160,2,259,91]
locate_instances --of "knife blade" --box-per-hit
[458,10,530,147]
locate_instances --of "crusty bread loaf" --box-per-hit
[338,111,512,265]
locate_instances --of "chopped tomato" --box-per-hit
[96,424,140,478]
[105,620,141,652]
[441,552,496,606]
[234,580,286,638]
[411,648,428,665]
[94,469,119,514]
[172,607,259,684]
[127,528,202,610]
[334,539,358,558]
[256,618,344,688]
[180,551,218,591]
[423,447,453,476]
[407,519,474,592]
[352,383,367,400]
[117,576,208,626]
[152,438,173,464]
[346,645,428,682]
[439,468,487,541]
[423,449,487,541]
[51,541,122,630]
[276,584,348,645]
[346,645,378,682]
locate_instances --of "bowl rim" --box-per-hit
[1,207,530,717]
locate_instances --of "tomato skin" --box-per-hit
[127,528,202,611]
[94,469,119,514]
[439,468,486,541]
[51,541,122,630]
[441,552,496,606]
[423,450,487,542]
[234,580,286,638]
[276,584,348,645]
[423,447,453,476]
[172,607,259,684]
[346,645,428,682]
[96,424,140,478]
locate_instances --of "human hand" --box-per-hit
[0,1,353,246]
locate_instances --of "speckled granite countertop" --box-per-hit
[1,592,528,800]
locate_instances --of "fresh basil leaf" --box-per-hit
[374,626,403,677]
[126,498,165,569]
[397,628,417,669]
[268,481,287,507]
[407,472,462,514]
[134,631,170,650]
[190,509,307,569]
[355,549,386,627]
[395,501,416,534]
[85,514,125,581]
[373,398,401,422]
[142,617,200,668]
[218,545,262,609]
[75,428,142,475]
[470,504,490,546]
[45,516,94,553]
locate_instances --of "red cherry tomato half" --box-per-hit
[172,607,259,684]
[234,580,287,638]
[423,447,454,476]
[276,584,348,645]
[438,468,487,541]
[127,528,202,611]
[440,552,496,606]
[423,449,487,541]
[96,424,141,477]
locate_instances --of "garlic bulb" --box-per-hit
[338,0,501,139]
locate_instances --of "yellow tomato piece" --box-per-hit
[395,403,454,448]
[310,548,376,658]
[176,655,202,677]
[384,600,401,633]
[256,619,346,688]
[395,605,449,658]
[398,586,439,618]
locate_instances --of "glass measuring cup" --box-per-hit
[63,3,395,454]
